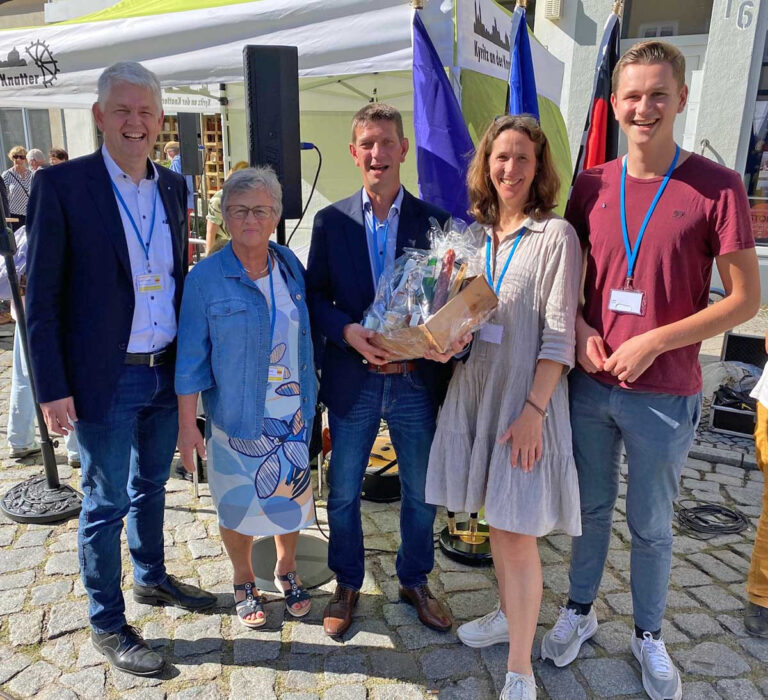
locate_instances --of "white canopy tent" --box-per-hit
[0,0,454,109]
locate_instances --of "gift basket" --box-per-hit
[363,217,498,360]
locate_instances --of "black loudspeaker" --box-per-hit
[177,112,203,176]
[243,45,302,219]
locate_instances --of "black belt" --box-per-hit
[124,345,174,367]
[367,360,417,375]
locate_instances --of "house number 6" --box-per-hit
[725,0,754,29]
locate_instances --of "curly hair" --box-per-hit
[467,115,559,225]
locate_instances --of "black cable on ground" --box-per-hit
[675,499,750,540]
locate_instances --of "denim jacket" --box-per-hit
[175,241,317,440]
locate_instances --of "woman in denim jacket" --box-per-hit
[176,167,318,628]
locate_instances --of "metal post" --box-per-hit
[0,200,82,524]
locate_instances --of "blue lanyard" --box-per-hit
[110,179,159,266]
[237,253,277,350]
[486,227,526,295]
[620,144,680,283]
[367,211,390,280]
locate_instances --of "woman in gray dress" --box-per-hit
[425,116,581,700]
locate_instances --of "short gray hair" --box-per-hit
[26,149,45,162]
[221,166,283,220]
[97,62,162,112]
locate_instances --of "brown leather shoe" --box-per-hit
[323,584,359,638]
[399,584,452,632]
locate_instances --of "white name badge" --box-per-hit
[608,288,645,316]
[136,273,163,293]
[268,365,287,382]
[479,322,504,344]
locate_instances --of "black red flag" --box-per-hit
[571,10,621,186]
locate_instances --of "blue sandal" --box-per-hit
[274,571,311,617]
[233,581,266,628]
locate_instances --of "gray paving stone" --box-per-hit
[0,569,33,591]
[59,666,107,698]
[8,608,44,645]
[397,623,458,650]
[717,614,750,637]
[34,689,78,700]
[283,694,320,700]
[324,652,368,683]
[438,676,492,700]
[14,526,52,548]
[577,658,643,696]
[447,590,495,621]
[31,579,73,605]
[0,651,31,683]
[77,639,106,668]
[737,635,768,662]
[322,685,367,700]
[542,566,570,596]
[0,522,17,545]
[0,545,44,574]
[711,549,751,573]
[229,667,277,700]
[369,649,420,681]
[369,684,424,700]
[173,616,222,657]
[661,618,689,644]
[670,566,714,587]
[345,618,397,649]
[290,621,345,654]
[380,600,419,627]
[6,659,61,698]
[110,666,164,691]
[167,684,221,700]
[592,620,634,654]
[44,551,80,576]
[438,571,492,593]
[683,477,721,492]
[687,553,742,582]
[187,537,222,558]
[605,592,634,616]
[705,472,743,486]
[688,585,743,611]
[716,678,764,700]
[120,690,166,700]
[725,485,763,506]
[49,530,78,552]
[672,613,723,638]
[420,646,478,681]
[173,652,221,682]
[47,601,89,638]
[680,681,722,699]
[676,642,751,677]
[665,589,698,609]
[692,489,726,503]
[284,668,323,690]
[537,663,587,700]
[0,587,25,614]
[39,637,77,668]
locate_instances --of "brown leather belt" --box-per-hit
[367,360,417,375]
[124,345,175,367]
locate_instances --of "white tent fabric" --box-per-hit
[0,0,454,108]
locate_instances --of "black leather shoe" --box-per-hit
[92,624,164,676]
[745,601,768,638]
[133,574,217,611]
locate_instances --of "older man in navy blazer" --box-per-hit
[26,62,215,677]
[307,103,463,638]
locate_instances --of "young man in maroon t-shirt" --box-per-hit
[540,41,760,700]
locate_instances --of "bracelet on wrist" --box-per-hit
[525,398,548,419]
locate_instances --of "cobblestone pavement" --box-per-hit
[0,325,767,699]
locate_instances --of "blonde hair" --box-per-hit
[467,115,559,224]
[7,145,26,161]
[612,40,686,93]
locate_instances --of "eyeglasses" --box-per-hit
[226,205,276,221]
[11,155,26,160]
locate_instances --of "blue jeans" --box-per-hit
[8,322,79,458]
[327,372,438,590]
[568,369,701,632]
[75,363,178,634]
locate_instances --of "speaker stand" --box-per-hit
[250,532,332,593]
[437,511,492,566]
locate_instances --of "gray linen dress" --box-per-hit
[426,216,582,536]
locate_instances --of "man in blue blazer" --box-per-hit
[307,103,456,638]
[26,62,215,677]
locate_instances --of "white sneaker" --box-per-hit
[540,606,598,667]
[630,632,682,700]
[499,671,536,700]
[457,603,508,647]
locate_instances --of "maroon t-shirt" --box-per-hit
[566,153,754,396]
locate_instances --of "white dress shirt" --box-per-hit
[102,145,177,353]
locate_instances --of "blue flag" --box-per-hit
[507,6,539,120]
[412,11,474,221]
